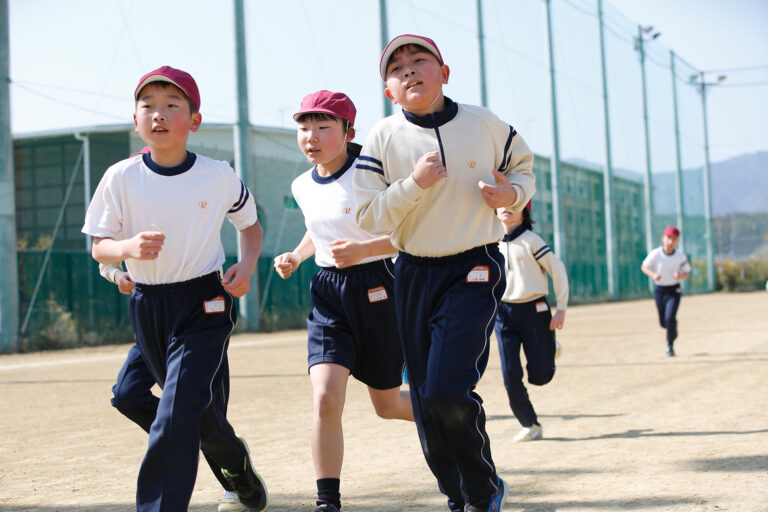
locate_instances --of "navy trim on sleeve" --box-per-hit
[229,182,250,213]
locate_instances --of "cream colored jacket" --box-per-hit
[498,226,569,311]
[354,99,534,257]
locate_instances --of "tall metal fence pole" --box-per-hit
[597,0,618,299]
[476,0,488,107]
[636,26,655,256]
[379,0,391,117]
[233,0,260,330]
[636,26,656,293]
[0,0,19,351]
[699,72,716,291]
[545,0,565,262]
[670,51,686,252]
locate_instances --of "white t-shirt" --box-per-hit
[292,155,395,268]
[642,246,691,286]
[82,152,258,284]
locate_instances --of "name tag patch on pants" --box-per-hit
[466,265,490,283]
[368,286,388,303]
[535,301,549,313]
[203,296,226,314]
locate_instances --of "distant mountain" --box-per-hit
[711,151,768,215]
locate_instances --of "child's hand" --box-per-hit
[412,151,447,189]
[478,170,518,209]
[550,309,566,330]
[221,262,252,297]
[125,231,165,260]
[114,271,135,295]
[654,273,662,281]
[330,239,367,268]
[273,252,301,280]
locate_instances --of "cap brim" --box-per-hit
[380,35,442,80]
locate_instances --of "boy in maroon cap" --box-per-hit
[355,34,535,512]
[641,226,691,356]
[83,66,268,512]
[273,90,413,512]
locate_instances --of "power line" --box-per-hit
[10,82,125,122]
[704,64,768,73]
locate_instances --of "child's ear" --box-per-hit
[441,64,450,84]
[190,112,202,132]
[384,88,398,105]
[346,127,356,142]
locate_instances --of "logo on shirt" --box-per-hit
[199,201,208,209]
[343,207,352,214]
[468,161,477,169]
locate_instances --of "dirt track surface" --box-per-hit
[1,292,767,511]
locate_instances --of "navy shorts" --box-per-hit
[306,258,404,390]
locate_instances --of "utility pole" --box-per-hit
[0,0,19,351]
[233,0,260,330]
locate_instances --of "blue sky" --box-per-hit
[8,0,768,164]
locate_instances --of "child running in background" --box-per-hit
[494,203,568,443]
[354,34,535,512]
[273,90,413,512]
[99,262,246,512]
[641,225,691,356]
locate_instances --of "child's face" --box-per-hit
[496,208,522,227]
[134,83,201,151]
[296,116,348,167]
[384,45,450,115]
[662,234,679,253]
[496,208,523,227]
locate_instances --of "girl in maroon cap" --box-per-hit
[641,226,691,356]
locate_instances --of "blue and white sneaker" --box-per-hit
[465,477,509,512]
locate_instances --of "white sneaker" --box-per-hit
[555,341,562,360]
[513,423,543,442]
[218,490,246,512]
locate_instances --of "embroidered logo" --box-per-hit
[344,207,352,214]
[199,201,208,209]
[468,161,477,169]
[203,295,226,314]
[466,265,490,283]
[367,286,388,303]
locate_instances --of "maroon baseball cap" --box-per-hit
[663,226,680,237]
[380,34,444,80]
[134,66,201,111]
[293,90,356,127]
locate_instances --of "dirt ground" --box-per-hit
[1,291,767,512]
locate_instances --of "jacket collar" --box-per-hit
[402,97,458,128]
[502,224,528,242]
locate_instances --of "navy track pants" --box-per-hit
[394,244,504,509]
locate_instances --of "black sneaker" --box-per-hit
[314,501,341,512]
[221,437,269,512]
[666,345,676,357]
